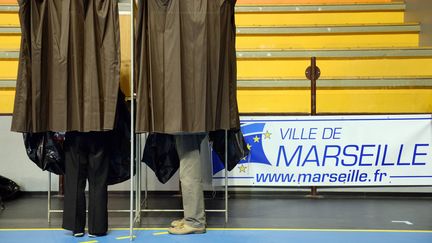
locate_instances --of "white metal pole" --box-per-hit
[129,0,135,240]
[135,134,142,224]
[48,172,51,223]
[144,133,148,209]
[225,130,228,223]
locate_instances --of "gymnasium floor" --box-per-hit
[1,192,431,242]
[2,228,432,243]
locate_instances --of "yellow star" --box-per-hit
[239,164,247,173]
[253,135,260,143]
[264,130,272,139]
[247,143,252,150]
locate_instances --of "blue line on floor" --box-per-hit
[0,229,431,243]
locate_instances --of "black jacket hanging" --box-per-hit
[141,133,180,184]
[142,130,249,184]
[22,91,133,186]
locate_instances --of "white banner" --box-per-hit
[212,115,432,186]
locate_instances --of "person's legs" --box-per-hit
[87,132,110,235]
[62,132,88,235]
[169,134,206,234]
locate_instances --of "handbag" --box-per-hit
[0,175,20,201]
[23,132,65,175]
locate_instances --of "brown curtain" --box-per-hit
[11,0,121,133]
[135,0,239,133]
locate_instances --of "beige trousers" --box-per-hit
[174,134,207,228]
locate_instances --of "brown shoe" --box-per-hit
[170,219,185,227]
[168,224,206,235]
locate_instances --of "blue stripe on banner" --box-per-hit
[213,177,255,179]
[390,176,432,179]
[240,123,266,136]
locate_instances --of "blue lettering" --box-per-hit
[292,128,300,140]
[329,173,338,182]
[338,173,347,183]
[322,128,333,139]
[333,127,342,139]
[280,128,290,140]
[375,145,381,166]
[381,145,394,166]
[309,128,318,140]
[302,146,320,166]
[276,145,302,167]
[256,173,295,183]
[312,174,321,183]
[256,173,269,183]
[322,145,341,166]
[359,144,375,166]
[396,145,410,166]
[298,173,312,183]
[341,145,358,166]
[412,144,429,166]
[359,173,368,182]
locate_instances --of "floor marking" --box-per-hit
[1,228,432,243]
[392,221,414,225]
[0,228,64,231]
[0,228,431,233]
[116,235,136,240]
[126,228,429,234]
[205,228,428,233]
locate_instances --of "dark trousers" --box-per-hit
[62,131,111,234]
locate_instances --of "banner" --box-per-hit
[212,115,432,186]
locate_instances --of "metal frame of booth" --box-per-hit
[46,133,230,236]
[132,134,229,225]
[46,1,230,241]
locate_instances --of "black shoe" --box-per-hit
[88,232,106,238]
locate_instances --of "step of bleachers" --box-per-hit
[237,0,392,3]
[236,48,432,78]
[0,2,406,27]
[1,23,420,50]
[236,23,419,49]
[1,0,431,115]
[235,2,405,26]
[237,88,432,114]
[237,77,432,88]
